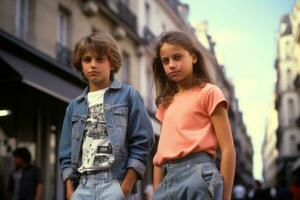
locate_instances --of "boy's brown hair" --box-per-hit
[72,32,122,81]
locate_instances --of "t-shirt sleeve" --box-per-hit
[155,104,165,122]
[205,85,228,116]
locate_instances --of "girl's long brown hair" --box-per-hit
[152,31,212,108]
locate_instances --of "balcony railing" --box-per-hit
[296,115,300,128]
[143,26,155,44]
[56,43,71,66]
[99,0,137,34]
[117,0,137,33]
[276,127,282,150]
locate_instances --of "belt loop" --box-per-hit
[80,172,88,187]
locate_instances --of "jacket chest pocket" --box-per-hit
[71,115,84,140]
[112,107,128,128]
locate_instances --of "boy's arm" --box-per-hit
[121,168,138,197]
[58,104,76,199]
[126,89,155,178]
[58,105,74,182]
[65,179,74,200]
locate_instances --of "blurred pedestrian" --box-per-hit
[233,184,247,200]
[7,147,43,200]
[274,178,292,200]
[290,177,300,200]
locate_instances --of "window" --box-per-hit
[290,134,297,154]
[120,52,130,83]
[288,98,295,125]
[287,69,292,89]
[58,6,70,47]
[286,40,292,59]
[15,0,28,40]
[145,2,150,26]
[56,6,71,65]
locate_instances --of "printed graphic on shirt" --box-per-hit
[78,102,115,173]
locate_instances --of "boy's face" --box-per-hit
[81,50,113,91]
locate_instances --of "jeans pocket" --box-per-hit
[114,180,127,200]
[205,170,223,200]
[201,170,214,185]
[198,163,223,199]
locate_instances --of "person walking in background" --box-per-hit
[7,147,43,200]
[152,31,236,200]
[58,32,154,200]
[233,184,247,200]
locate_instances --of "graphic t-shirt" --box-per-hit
[78,88,115,173]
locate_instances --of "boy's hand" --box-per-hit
[65,179,74,200]
[121,168,138,198]
[121,183,133,198]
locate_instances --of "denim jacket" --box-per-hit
[58,80,154,182]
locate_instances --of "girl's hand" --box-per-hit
[153,166,163,192]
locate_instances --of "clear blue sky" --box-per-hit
[181,0,296,180]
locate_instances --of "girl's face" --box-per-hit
[81,50,113,91]
[160,43,197,84]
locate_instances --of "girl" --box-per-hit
[58,32,154,200]
[152,31,236,200]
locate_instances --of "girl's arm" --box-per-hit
[211,103,236,200]
[153,166,163,192]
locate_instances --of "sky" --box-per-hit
[181,0,297,180]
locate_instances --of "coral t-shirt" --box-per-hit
[153,83,228,167]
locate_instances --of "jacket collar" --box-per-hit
[76,79,122,101]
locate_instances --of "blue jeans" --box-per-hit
[154,152,223,200]
[70,171,132,200]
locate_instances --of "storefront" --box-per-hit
[0,29,84,200]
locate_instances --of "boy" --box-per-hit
[58,32,154,200]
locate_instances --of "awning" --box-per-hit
[0,50,83,102]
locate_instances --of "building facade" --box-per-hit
[275,0,300,185]
[262,95,279,187]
